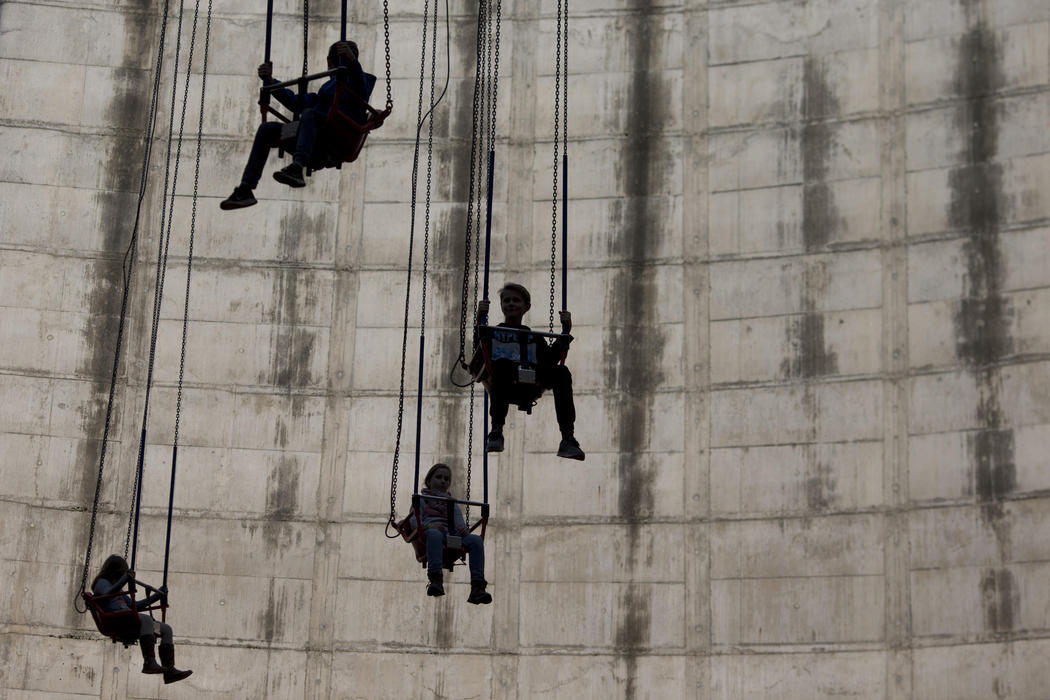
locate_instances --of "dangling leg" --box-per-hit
[486,360,515,452]
[543,364,584,460]
[462,534,491,605]
[221,122,283,210]
[274,107,322,188]
[425,528,446,596]
[137,614,163,674]
[155,621,192,684]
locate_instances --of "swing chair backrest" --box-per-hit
[259,66,389,170]
[319,79,390,166]
[82,591,141,646]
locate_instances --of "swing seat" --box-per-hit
[274,76,389,173]
[470,326,563,414]
[82,592,140,647]
[396,511,471,572]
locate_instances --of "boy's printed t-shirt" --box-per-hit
[491,327,539,364]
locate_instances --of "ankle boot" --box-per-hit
[139,635,164,674]
[158,643,193,684]
[467,579,492,605]
[426,572,445,597]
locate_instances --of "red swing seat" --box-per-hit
[396,507,487,573]
[81,591,142,647]
[274,77,390,172]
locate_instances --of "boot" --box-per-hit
[426,572,445,597]
[158,643,193,685]
[467,579,492,605]
[139,635,164,674]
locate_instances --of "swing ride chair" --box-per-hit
[81,586,165,647]
[472,325,572,414]
[258,66,389,174]
[397,495,490,572]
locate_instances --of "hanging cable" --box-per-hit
[125,0,189,565]
[163,0,212,592]
[387,0,451,534]
[77,0,174,608]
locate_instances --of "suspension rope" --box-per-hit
[387,0,451,534]
[125,0,190,567]
[163,0,212,590]
[76,0,174,608]
[126,0,206,581]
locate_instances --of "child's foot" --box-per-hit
[219,185,257,210]
[557,437,585,461]
[273,162,306,188]
[426,574,445,597]
[467,580,492,605]
[485,429,504,453]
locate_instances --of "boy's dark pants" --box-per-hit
[240,108,325,187]
[489,359,576,434]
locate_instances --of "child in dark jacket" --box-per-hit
[91,555,192,684]
[476,282,584,460]
[220,40,376,209]
[418,463,491,604]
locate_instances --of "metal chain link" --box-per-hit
[175,0,211,449]
[125,0,190,559]
[302,0,309,77]
[77,0,174,606]
[454,0,487,374]
[383,0,392,110]
[550,0,563,333]
[389,0,433,530]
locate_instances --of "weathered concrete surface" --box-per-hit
[1,0,1049,697]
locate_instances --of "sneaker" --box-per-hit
[557,436,585,461]
[273,162,306,188]
[485,430,504,453]
[219,185,257,210]
[427,581,445,597]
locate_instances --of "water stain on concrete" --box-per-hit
[980,567,1018,632]
[605,5,663,693]
[950,5,1019,632]
[801,57,843,252]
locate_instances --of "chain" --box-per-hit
[420,2,439,334]
[302,0,309,77]
[175,0,211,448]
[125,0,189,558]
[389,0,433,530]
[383,0,392,110]
[550,0,563,333]
[78,0,173,606]
[454,0,486,374]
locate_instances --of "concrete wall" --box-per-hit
[1,0,1049,697]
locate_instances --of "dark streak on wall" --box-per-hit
[607,5,663,693]
[950,3,1017,632]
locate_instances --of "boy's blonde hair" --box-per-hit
[498,283,531,305]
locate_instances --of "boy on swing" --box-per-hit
[475,283,585,460]
[220,40,376,210]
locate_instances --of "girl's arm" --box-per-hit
[93,572,130,596]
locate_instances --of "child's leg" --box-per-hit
[488,360,516,429]
[293,107,323,165]
[462,534,485,582]
[424,528,446,577]
[241,122,284,188]
[542,364,576,437]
